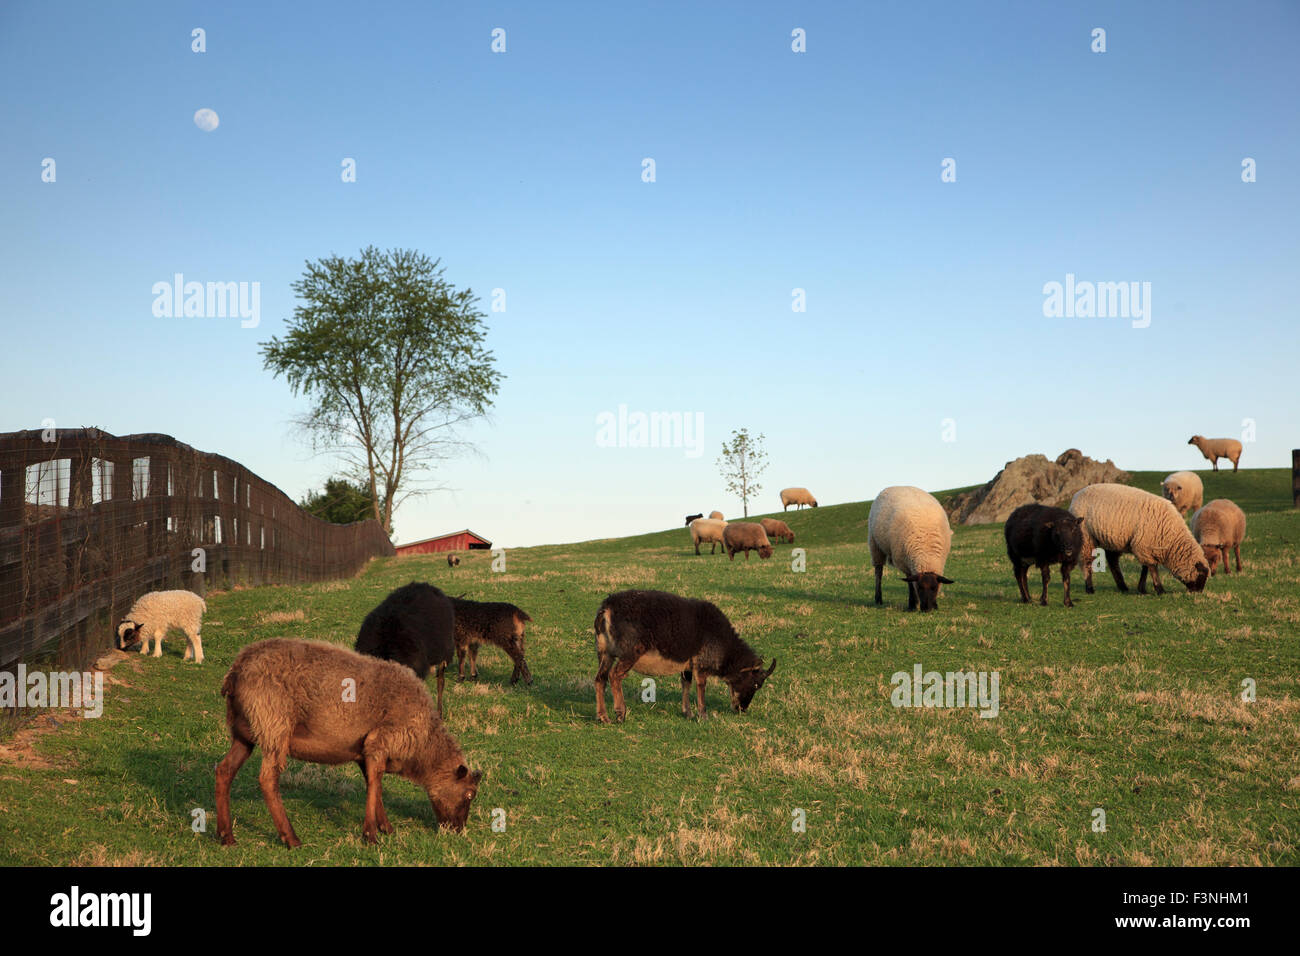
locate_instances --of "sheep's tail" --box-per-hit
[220,667,237,699]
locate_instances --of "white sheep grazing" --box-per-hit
[688,517,728,556]
[116,589,208,663]
[780,487,818,511]
[1069,484,1209,596]
[867,486,953,612]
[1161,471,1204,517]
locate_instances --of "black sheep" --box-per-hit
[592,589,775,722]
[355,581,456,715]
[684,513,704,526]
[1004,504,1085,608]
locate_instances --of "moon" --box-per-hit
[193,109,220,132]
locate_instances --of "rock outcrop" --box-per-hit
[944,449,1129,526]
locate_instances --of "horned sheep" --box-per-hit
[116,589,208,663]
[1191,499,1246,575]
[723,522,773,560]
[1188,435,1242,472]
[216,638,483,848]
[779,488,818,511]
[868,486,954,612]
[1161,471,1204,516]
[1069,484,1209,595]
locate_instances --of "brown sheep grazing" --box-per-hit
[446,553,461,567]
[1188,435,1243,472]
[216,639,483,848]
[1191,499,1246,575]
[759,518,794,544]
[723,522,773,560]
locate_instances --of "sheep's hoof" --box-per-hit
[596,713,611,724]
[1039,598,1048,607]
[219,834,236,847]
[363,830,379,846]
[614,710,627,723]
[1085,585,1095,594]
[1063,599,1074,608]
[283,836,303,849]
[379,821,394,835]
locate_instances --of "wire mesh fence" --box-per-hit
[0,427,394,674]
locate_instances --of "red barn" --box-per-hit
[395,529,492,557]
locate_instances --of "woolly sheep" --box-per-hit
[215,638,483,847]
[689,517,728,555]
[1069,484,1209,595]
[723,522,773,561]
[1191,499,1246,575]
[709,510,725,521]
[446,553,460,567]
[116,589,207,663]
[868,486,954,612]
[759,517,794,544]
[1188,435,1242,472]
[1161,471,1204,516]
[780,488,818,511]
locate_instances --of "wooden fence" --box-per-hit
[0,428,394,671]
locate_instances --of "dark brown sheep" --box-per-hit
[354,581,455,717]
[1004,504,1085,607]
[759,518,794,544]
[449,597,533,684]
[723,522,773,560]
[592,589,775,722]
[215,638,483,848]
[446,553,461,567]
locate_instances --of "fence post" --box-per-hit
[1293,449,1299,509]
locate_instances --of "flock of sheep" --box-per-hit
[102,436,1249,846]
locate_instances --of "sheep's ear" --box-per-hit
[471,769,485,785]
[903,574,917,582]
[937,576,955,585]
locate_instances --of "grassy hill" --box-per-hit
[1,468,1296,866]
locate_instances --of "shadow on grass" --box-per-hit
[121,744,442,846]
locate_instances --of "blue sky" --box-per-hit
[2,1,1297,547]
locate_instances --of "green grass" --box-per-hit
[2,468,1296,866]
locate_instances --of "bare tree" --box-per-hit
[260,247,501,535]
[717,428,768,518]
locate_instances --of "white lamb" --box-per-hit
[116,589,208,663]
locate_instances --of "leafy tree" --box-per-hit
[717,428,768,518]
[261,247,501,535]
[300,477,384,530]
